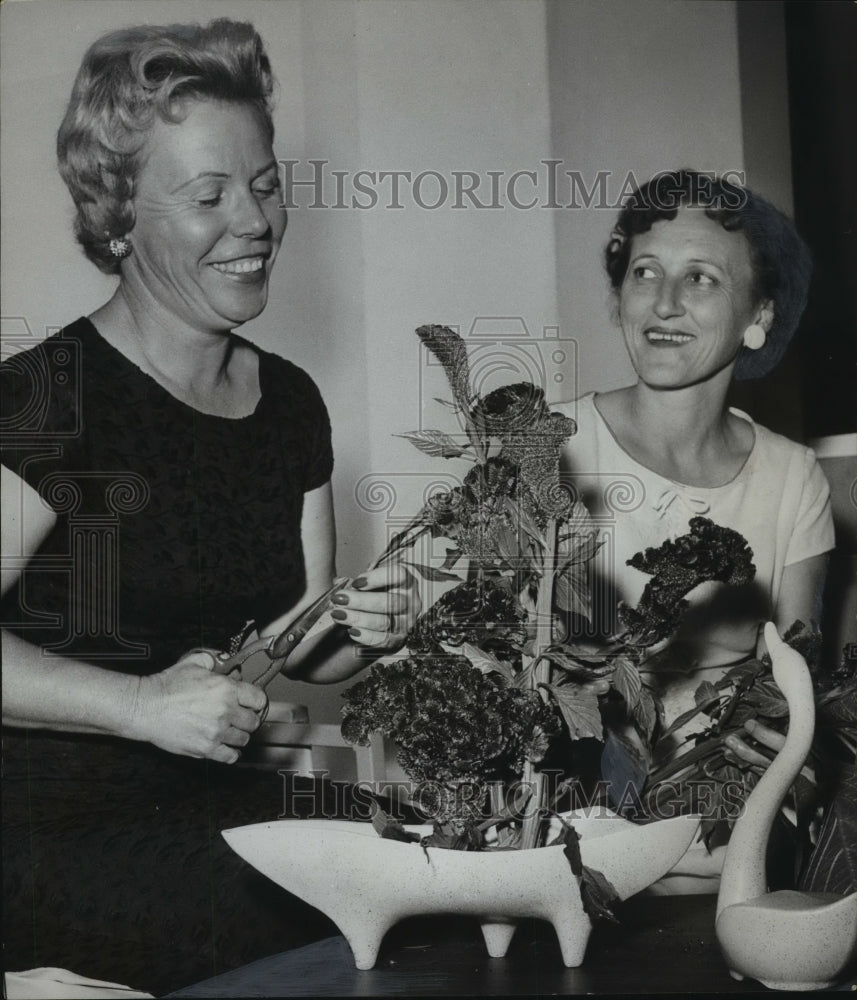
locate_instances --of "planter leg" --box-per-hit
[551,912,593,968]
[480,919,517,958]
[338,919,391,970]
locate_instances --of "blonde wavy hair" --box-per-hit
[57,18,275,274]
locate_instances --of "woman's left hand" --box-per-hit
[725,718,816,784]
[329,564,420,652]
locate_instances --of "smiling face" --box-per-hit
[124,100,286,333]
[618,208,771,390]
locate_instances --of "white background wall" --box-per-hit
[1,0,793,719]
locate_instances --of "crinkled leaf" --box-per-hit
[416,324,472,409]
[546,683,604,741]
[555,820,621,923]
[612,655,643,712]
[580,865,622,925]
[396,430,469,459]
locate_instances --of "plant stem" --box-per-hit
[520,517,558,850]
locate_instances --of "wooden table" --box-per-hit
[169,894,793,996]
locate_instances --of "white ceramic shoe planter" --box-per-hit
[223,810,699,970]
[715,622,857,991]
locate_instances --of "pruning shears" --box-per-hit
[199,579,351,689]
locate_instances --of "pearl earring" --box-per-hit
[108,237,132,259]
[743,324,766,351]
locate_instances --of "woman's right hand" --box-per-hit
[130,650,269,764]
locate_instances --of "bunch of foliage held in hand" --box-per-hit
[341,324,765,921]
[643,624,857,892]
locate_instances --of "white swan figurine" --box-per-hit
[715,621,857,991]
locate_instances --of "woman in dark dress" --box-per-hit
[1,20,415,993]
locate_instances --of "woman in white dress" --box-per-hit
[558,170,833,722]
[557,169,835,890]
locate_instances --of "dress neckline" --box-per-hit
[77,316,265,423]
[587,391,757,492]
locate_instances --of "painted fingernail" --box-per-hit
[331,609,347,621]
[353,577,368,590]
[332,593,350,606]
[348,627,361,638]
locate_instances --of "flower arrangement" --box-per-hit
[340,324,791,919]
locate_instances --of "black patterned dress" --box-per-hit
[1,318,338,993]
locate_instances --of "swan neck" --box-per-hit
[716,666,815,918]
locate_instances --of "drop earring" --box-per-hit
[743,324,766,351]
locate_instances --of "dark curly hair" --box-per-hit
[57,19,275,275]
[604,170,812,380]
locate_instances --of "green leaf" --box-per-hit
[694,680,720,709]
[631,688,658,741]
[660,700,707,738]
[371,804,419,843]
[494,523,520,562]
[601,727,649,815]
[750,687,790,719]
[799,763,857,895]
[579,865,622,925]
[549,640,618,664]
[440,547,463,571]
[514,500,547,548]
[546,683,604,741]
[555,818,621,925]
[373,516,430,567]
[557,819,583,874]
[557,530,602,566]
[458,642,515,683]
[612,655,642,712]
[541,650,589,674]
[560,499,595,538]
[402,560,464,582]
[512,663,536,689]
[555,565,592,620]
[395,430,469,459]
